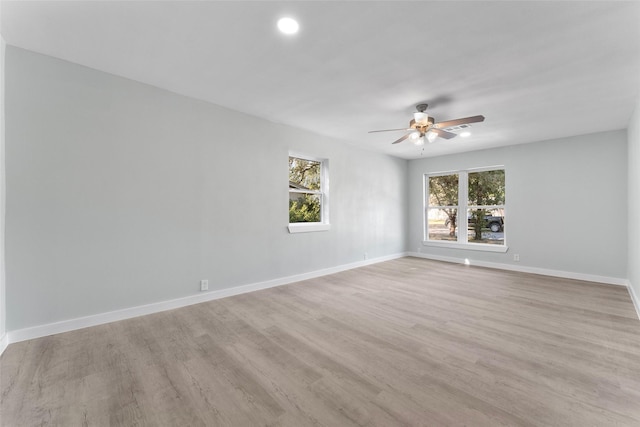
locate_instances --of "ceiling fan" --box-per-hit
[369,104,485,145]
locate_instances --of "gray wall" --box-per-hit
[408,131,628,280]
[1,37,5,342]
[5,47,407,331]
[629,98,640,298]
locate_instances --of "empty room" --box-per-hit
[1,1,640,426]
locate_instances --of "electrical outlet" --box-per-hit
[513,254,520,262]
[364,252,368,260]
[200,279,209,291]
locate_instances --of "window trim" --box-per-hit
[423,166,507,252]
[288,152,330,234]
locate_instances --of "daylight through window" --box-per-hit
[288,155,327,225]
[426,168,505,247]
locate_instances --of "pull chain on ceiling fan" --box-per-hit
[369,104,485,145]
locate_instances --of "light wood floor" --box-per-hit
[2,257,640,426]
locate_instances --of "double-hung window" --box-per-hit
[425,167,506,251]
[288,154,330,233]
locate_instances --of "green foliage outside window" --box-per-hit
[289,157,320,190]
[289,156,323,223]
[468,170,505,240]
[289,195,321,223]
[429,174,459,236]
[428,169,505,243]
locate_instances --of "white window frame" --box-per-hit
[288,152,330,234]
[423,166,507,252]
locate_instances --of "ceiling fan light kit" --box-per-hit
[369,103,485,146]
[409,132,424,146]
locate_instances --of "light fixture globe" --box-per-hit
[413,112,429,126]
[411,132,425,146]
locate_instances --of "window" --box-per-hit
[425,168,506,251]
[288,154,330,233]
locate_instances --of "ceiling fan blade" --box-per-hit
[429,128,457,140]
[433,115,485,129]
[391,133,411,144]
[368,128,412,133]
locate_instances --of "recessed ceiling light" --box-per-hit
[460,131,471,138]
[277,17,299,35]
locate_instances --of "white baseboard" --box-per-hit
[408,252,629,286]
[4,252,407,347]
[628,282,640,322]
[0,332,7,356]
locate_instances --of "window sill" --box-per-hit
[422,240,508,253]
[288,223,331,234]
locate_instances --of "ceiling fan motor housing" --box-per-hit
[409,116,435,131]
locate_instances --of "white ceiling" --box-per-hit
[1,1,639,159]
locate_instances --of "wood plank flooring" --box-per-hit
[2,257,640,426]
